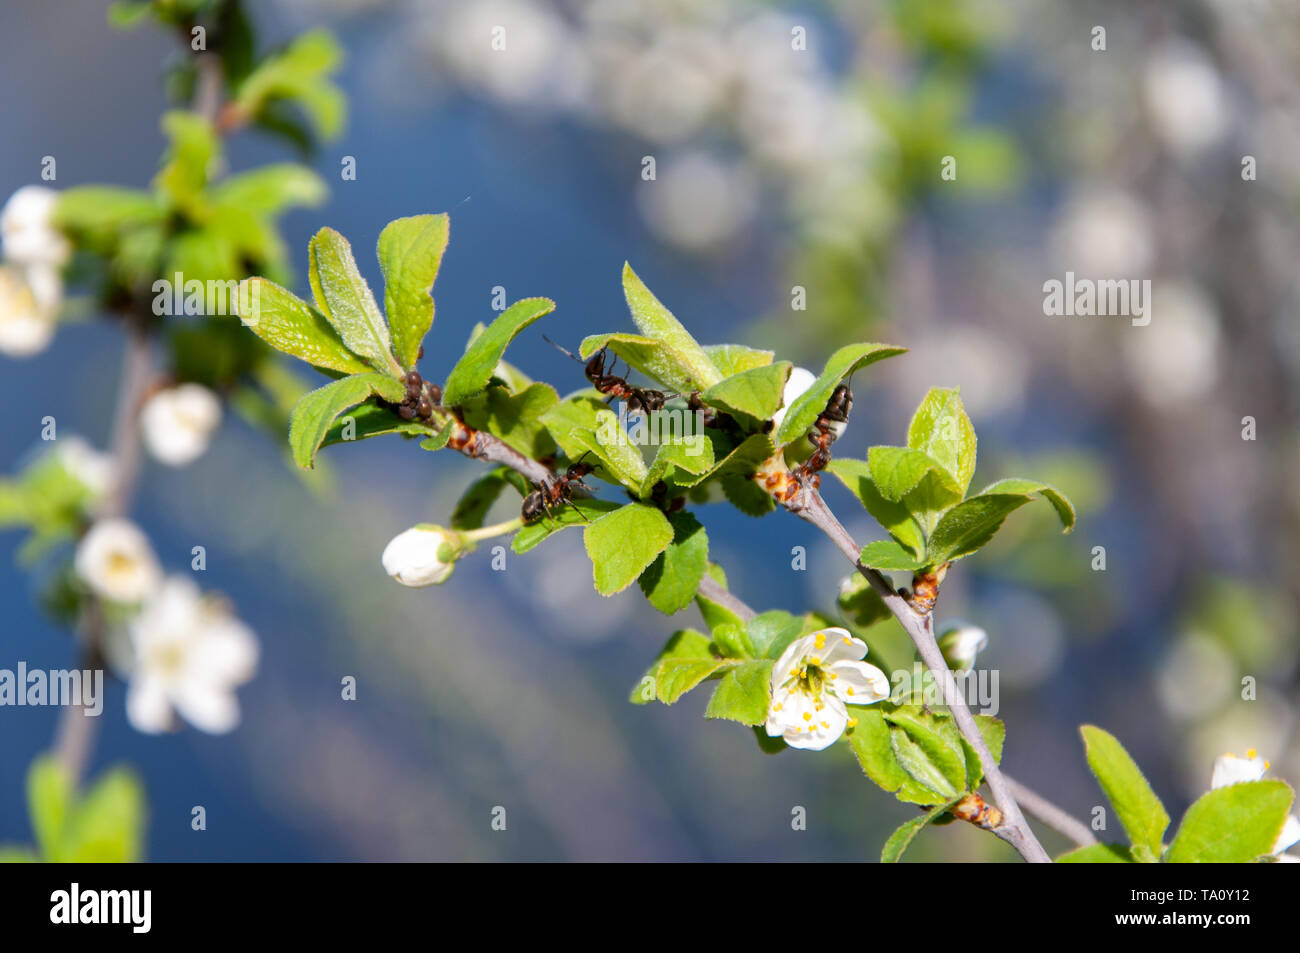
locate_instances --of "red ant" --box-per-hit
[543,336,673,414]
[522,452,598,525]
[793,383,853,489]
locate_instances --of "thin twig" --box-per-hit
[775,483,1052,863]
[1005,775,1097,849]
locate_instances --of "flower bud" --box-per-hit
[1,186,70,267]
[770,366,816,430]
[938,621,989,673]
[381,525,460,587]
[0,265,56,358]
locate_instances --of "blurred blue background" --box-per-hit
[2,0,1297,860]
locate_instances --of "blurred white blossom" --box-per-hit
[1,185,69,268]
[1054,188,1154,276]
[126,576,259,734]
[140,383,223,467]
[0,265,57,357]
[75,517,162,604]
[55,436,116,497]
[638,152,757,250]
[1143,40,1227,158]
[1123,282,1220,408]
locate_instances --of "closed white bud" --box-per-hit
[770,366,817,430]
[938,621,989,672]
[75,517,162,604]
[0,265,56,357]
[382,525,460,587]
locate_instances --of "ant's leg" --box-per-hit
[569,498,592,523]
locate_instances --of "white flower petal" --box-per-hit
[126,676,174,734]
[1,186,70,267]
[1211,752,1268,789]
[172,680,241,734]
[1275,814,1300,855]
[192,616,259,686]
[828,659,891,705]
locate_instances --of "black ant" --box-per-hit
[543,336,672,414]
[522,453,597,525]
[793,383,853,489]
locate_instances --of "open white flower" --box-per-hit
[382,525,459,587]
[0,265,57,358]
[1210,750,1300,861]
[126,576,258,734]
[74,518,162,604]
[770,365,816,431]
[140,383,222,467]
[1,186,70,267]
[938,621,989,673]
[766,627,890,751]
[55,436,116,497]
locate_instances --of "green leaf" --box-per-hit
[443,297,555,406]
[511,498,620,554]
[62,768,145,863]
[868,445,960,502]
[1056,844,1137,863]
[234,29,346,140]
[927,493,1033,564]
[774,342,906,447]
[886,708,968,798]
[698,362,791,422]
[208,164,327,216]
[1166,780,1294,863]
[321,402,430,448]
[377,214,450,370]
[906,387,978,496]
[1080,725,1170,857]
[308,227,401,376]
[54,186,165,244]
[860,540,927,572]
[584,504,674,596]
[450,467,528,531]
[963,716,1006,789]
[571,409,649,492]
[710,622,754,659]
[977,478,1076,532]
[695,563,745,633]
[705,660,774,725]
[576,332,702,397]
[26,756,72,862]
[630,629,719,704]
[621,263,722,390]
[702,343,774,376]
[237,279,373,375]
[882,801,960,863]
[745,610,805,660]
[655,658,733,704]
[826,458,925,557]
[460,383,559,459]
[155,111,218,210]
[288,373,405,469]
[638,511,709,615]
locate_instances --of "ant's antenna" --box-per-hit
[542,334,583,364]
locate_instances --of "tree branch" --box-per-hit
[1005,776,1096,849]
[769,480,1052,862]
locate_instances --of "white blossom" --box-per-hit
[382,525,459,587]
[126,576,258,734]
[0,265,57,358]
[1143,40,1226,159]
[1,186,70,267]
[766,627,890,750]
[74,518,162,604]
[140,383,223,467]
[1210,750,1300,861]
